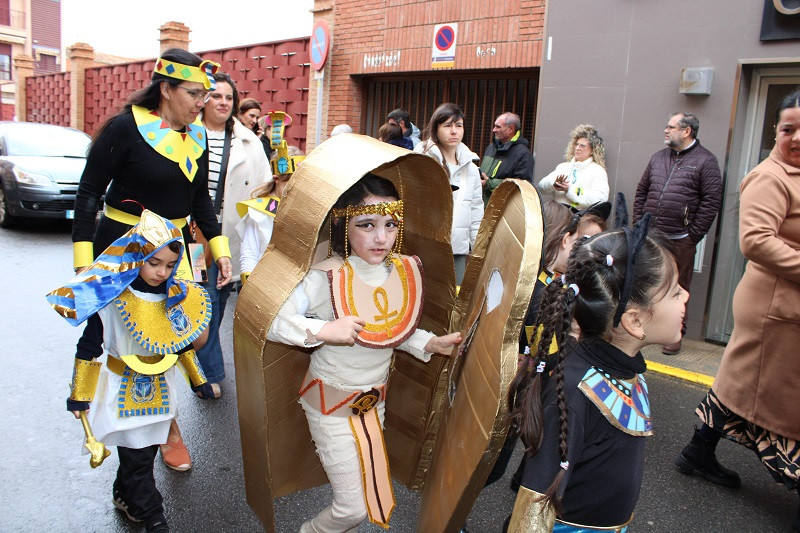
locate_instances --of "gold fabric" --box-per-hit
[116,366,170,418]
[69,359,102,402]
[232,134,456,532]
[114,281,210,357]
[507,486,555,533]
[417,179,544,532]
[178,349,208,387]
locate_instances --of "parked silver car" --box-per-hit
[0,121,94,227]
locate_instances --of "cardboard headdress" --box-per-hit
[46,210,188,327]
[153,56,219,90]
[233,133,455,532]
[268,110,305,176]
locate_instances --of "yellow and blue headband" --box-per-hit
[268,111,306,176]
[46,210,188,327]
[154,57,220,90]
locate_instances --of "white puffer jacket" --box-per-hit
[414,140,484,255]
[537,157,609,211]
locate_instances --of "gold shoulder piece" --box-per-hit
[507,486,556,533]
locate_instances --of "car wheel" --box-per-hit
[0,184,15,228]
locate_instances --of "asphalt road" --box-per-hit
[1,221,796,532]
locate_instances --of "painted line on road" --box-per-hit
[645,360,714,387]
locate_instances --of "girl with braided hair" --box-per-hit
[485,200,609,490]
[505,219,688,532]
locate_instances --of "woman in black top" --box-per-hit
[72,47,232,287]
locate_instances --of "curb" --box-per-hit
[645,360,714,387]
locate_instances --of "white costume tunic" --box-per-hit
[85,288,181,451]
[267,254,434,532]
[235,196,279,274]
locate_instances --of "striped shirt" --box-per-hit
[206,129,225,204]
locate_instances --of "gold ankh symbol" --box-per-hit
[373,287,398,337]
[349,389,381,415]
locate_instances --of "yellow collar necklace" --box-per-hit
[132,105,206,182]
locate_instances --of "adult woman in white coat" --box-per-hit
[538,124,609,211]
[414,102,484,284]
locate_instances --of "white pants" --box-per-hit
[298,398,386,533]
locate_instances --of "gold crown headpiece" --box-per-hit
[328,200,405,265]
[153,57,220,90]
[137,210,181,247]
[268,110,306,176]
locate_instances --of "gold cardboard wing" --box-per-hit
[232,134,456,532]
[416,179,544,532]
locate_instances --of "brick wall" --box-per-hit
[309,0,545,148]
[25,70,69,124]
[24,37,310,151]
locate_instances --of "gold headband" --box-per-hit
[331,200,403,220]
[153,57,220,90]
[329,200,405,265]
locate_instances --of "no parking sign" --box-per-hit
[431,23,457,69]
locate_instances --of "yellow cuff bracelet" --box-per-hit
[208,235,231,261]
[69,359,102,402]
[507,486,555,533]
[178,349,208,387]
[73,241,94,269]
[240,272,250,284]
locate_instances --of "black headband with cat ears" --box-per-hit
[613,191,629,230]
[612,212,652,327]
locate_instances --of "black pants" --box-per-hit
[115,445,164,522]
[485,429,521,486]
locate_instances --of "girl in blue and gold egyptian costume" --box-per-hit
[504,216,688,532]
[46,210,216,532]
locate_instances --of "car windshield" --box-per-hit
[4,125,91,158]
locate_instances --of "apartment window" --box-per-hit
[0,55,10,80]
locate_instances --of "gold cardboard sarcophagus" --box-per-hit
[233,133,543,532]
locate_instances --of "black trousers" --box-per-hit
[485,429,522,486]
[114,445,164,521]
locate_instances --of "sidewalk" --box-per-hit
[642,338,725,386]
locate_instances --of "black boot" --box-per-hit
[794,506,800,533]
[674,426,741,488]
[793,487,800,533]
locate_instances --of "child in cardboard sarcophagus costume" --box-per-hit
[233,133,544,533]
